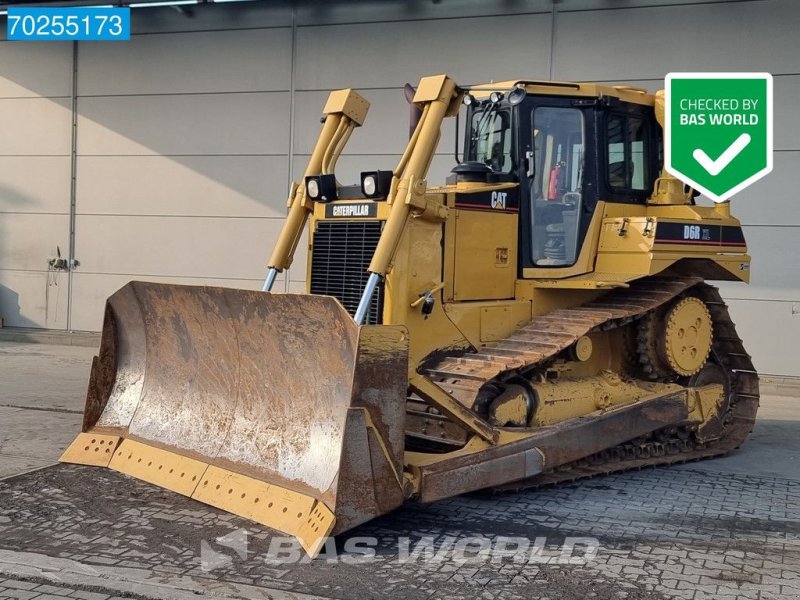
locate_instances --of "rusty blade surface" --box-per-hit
[87,282,359,498]
[77,281,409,543]
[205,287,359,498]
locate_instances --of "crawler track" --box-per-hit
[422,277,760,489]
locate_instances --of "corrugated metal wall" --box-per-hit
[0,0,798,376]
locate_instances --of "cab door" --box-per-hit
[518,97,599,273]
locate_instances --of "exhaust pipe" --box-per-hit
[404,83,423,139]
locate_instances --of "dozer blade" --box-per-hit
[61,281,409,556]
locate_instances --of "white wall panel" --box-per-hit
[76,155,289,218]
[724,298,800,377]
[773,75,800,152]
[0,98,72,156]
[0,37,72,331]
[77,92,290,156]
[554,1,800,81]
[0,213,69,271]
[293,88,410,156]
[69,272,272,332]
[130,3,293,34]
[287,239,308,286]
[0,157,71,214]
[0,270,68,329]
[287,280,306,293]
[611,75,800,152]
[0,41,73,98]
[731,151,800,226]
[79,29,292,96]
[289,153,457,197]
[561,0,741,8]
[296,0,551,25]
[295,14,552,90]
[1,0,798,379]
[73,214,282,280]
[293,88,458,157]
[716,226,800,302]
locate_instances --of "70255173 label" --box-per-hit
[7,7,130,41]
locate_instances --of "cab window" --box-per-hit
[607,114,648,191]
[529,106,585,266]
[467,108,513,173]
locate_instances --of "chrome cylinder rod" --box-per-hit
[354,272,381,325]
[262,267,279,292]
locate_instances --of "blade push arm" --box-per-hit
[354,74,461,323]
[263,89,369,291]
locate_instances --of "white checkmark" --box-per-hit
[692,133,751,176]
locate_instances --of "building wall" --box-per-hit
[0,0,797,376]
[0,41,72,329]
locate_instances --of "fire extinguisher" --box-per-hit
[548,160,566,201]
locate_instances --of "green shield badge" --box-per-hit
[665,73,773,203]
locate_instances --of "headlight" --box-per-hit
[305,174,337,203]
[360,170,393,200]
[362,175,377,196]
[306,178,320,199]
[489,91,504,104]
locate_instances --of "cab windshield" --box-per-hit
[466,105,514,173]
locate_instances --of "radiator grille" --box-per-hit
[309,220,384,325]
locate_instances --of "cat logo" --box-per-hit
[491,191,507,209]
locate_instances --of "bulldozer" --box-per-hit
[61,74,759,557]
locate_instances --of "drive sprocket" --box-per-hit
[662,296,713,376]
[637,296,713,378]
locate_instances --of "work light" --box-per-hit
[305,174,337,203]
[360,170,393,200]
[508,87,526,105]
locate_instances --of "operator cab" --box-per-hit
[457,82,660,270]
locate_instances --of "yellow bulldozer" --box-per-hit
[61,74,759,557]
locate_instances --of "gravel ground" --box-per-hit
[0,341,798,599]
[0,459,797,600]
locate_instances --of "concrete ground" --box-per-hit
[0,342,88,479]
[0,341,798,600]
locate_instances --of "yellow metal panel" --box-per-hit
[650,253,751,283]
[193,465,335,557]
[322,89,369,126]
[109,439,208,497]
[385,216,470,377]
[597,217,654,254]
[481,305,517,343]
[595,251,653,275]
[59,432,121,467]
[442,192,457,302]
[443,300,532,348]
[453,210,516,301]
[413,74,449,103]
